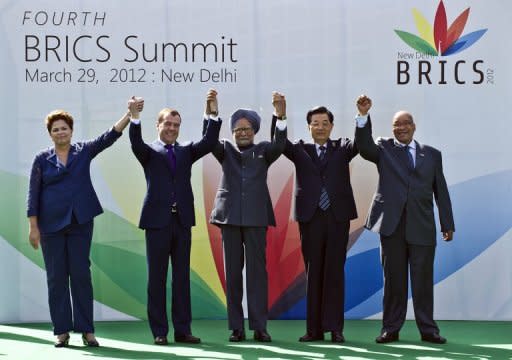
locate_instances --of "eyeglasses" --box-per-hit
[233,127,254,134]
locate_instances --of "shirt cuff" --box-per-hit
[355,114,369,128]
[275,119,287,130]
[204,113,220,121]
[130,118,141,125]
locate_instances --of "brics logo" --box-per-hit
[395,1,493,85]
[395,0,487,56]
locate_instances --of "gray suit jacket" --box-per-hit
[210,124,287,227]
[355,118,455,245]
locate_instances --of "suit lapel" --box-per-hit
[45,147,74,169]
[66,144,78,167]
[324,139,337,164]
[391,142,411,172]
[45,149,59,167]
[304,143,322,173]
[414,140,426,171]
[305,143,318,162]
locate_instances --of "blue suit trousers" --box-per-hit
[40,220,94,335]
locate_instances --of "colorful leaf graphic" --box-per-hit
[412,8,435,49]
[202,154,227,293]
[445,8,470,51]
[396,0,487,57]
[0,169,226,319]
[443,29,488,56]
[434,0,448,54]
[394,30,438,55]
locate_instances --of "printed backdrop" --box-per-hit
[1,0,511,323]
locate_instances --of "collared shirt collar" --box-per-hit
[314,142,329,152]
[157,138,175,147]
[315,140,329,156]
[394,139,416,149]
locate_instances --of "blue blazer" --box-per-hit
[27,128,122,233]
[129,118,221,229]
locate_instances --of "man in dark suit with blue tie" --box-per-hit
[274,93,357,343]
[129,90,221,345]
[271,94,358,343]
[354,95,455,344]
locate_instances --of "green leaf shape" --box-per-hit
[394,30,438,56]
[0,169,226,319]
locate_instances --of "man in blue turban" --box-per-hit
[230,109,261,134]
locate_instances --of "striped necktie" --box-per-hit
[318,146,330,210]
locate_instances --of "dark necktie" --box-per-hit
[318,145,327,164]
[318,146,330,210]
[404,145,414,170]
[164,144,176,173]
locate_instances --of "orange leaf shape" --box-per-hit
[445,8,470,52]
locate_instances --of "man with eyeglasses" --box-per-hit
[208,93,287,342]
[271,97,359,343]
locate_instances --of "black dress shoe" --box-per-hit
[54,333,70,348]
[421,333,446,344]
[376,331,399,343]
[175,334,201,344]
[229,329,246,342]
[82,333,100,347]
[254,330,272,342]
[154,336,168,345]
[331,331,345,343]
[299,333,324,342]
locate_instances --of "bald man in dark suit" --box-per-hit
[354,96,454,344]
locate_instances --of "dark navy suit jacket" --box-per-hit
[355,118,455,245]
[129,119,221,229]
[27,128,122,234]
[209,121,286,227]
[272,116,358,224]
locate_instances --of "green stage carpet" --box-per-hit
[1,320,511,359]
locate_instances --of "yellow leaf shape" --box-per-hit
[412,8,435,49]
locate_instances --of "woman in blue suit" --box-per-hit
[26,98,143,347]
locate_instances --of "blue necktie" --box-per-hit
[318,146,330,210]
[164,144,176,173]
[405,145,414,170]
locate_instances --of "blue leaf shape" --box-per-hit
[443,29,488,56]
[281,169,512,319]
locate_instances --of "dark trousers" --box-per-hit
[380,212,439,335]
[40,220,94,335]
[221,225,268,331]
[299,208,350,334]
[145,214,192,337]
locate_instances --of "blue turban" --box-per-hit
[230,108,261,134]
